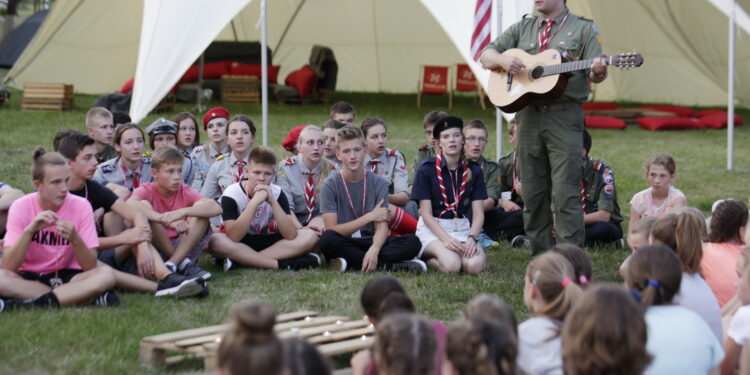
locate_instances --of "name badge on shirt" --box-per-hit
[352,230,362,238]
[501,191,512,201]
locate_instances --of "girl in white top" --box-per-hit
[625,245,724,375]
[201,115,255,200]
[650,208,723,341]
[628,153,687,234]
[517,252,583,375]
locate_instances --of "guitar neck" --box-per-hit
[541,56,612,77]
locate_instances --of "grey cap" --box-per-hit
[145,118,177,135]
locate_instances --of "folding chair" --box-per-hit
[454,63,486,110]
[417,65,451,108]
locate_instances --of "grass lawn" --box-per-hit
[0,89,748,374]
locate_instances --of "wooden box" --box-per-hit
[21,83,74,110]
[221,75,260,104]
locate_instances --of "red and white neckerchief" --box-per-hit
[369,159,380,174]
[580,181,587,210]
[435,152,468,219]
[120,158,142,190]
[303,171,315,223]
[341,172,366,218]
[537,10,569,51]
[233,160,247,183]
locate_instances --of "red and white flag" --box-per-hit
[471,0,492,61]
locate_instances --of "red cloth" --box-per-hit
[180,61,231,83]
[582,102,621,111]
[202,107,230,130]
[119,78,135,94]
[285,65,317,98]
[637,116,700,131]
[698,113,744,129]
[228,62,281,84]
[584,116,627,129]
[282,125,307,152]
[420,66,449,94]
[693,109,729,118]
[636,104,695,117]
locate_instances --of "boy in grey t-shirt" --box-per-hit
[319,127,424,272]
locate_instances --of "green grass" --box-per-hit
[0,89,748,374]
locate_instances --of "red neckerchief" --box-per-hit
[435,152,468,218]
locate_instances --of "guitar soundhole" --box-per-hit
[530,66,544,80]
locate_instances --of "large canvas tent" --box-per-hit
[3,0,749,121]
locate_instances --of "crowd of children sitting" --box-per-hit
[0,101,749,374]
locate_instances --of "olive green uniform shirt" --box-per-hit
[582,157,622,224]
[410,144,436,184]
[475,156,503,201]
[497,150,524,205]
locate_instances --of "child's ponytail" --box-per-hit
[526,252,583,321]
[625,245,682,307]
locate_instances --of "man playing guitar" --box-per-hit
[479,0,607,254]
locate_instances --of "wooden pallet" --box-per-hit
[21,83,74,110]
[140,311,375,371]
[221,75,260,104]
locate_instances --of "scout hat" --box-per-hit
[432,116,464,139]
[145,118,177,135]
[202,107,230,130]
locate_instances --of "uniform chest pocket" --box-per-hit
[555,38,582,61]
[519,38,538,53]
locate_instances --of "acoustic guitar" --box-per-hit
[486,49,643,113]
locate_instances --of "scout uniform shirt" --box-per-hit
[274,155,334,224]
[364,148,408,195]
[498,150,524,205]
[95,144,117,164]
[410,144,436,184]
[190,143,229,192]
[93,156,153,191]
[484,8,603,104]
[582,157,622,224]
[474,156,503,201]
[200,152,249,200]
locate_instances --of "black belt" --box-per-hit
[530,102,577,112]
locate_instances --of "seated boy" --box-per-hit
[0,149,118,311]
[85,107,117,164]
[129,146,221,281]
[322,119,346,169]
[329,101,356,127]
[57,133,206,298]
[497,118,527,247]
[410,110,447,185]
[208,146,321,271]
[582,130,624,246]
[318,127,424,272]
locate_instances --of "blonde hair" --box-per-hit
[562,285,652,375]
[644,153,676,175]
[297,125,333,191]
[650,209,705,274]
[526,252,583,321]
[85,107,112,128]
[375,313,436,375]
[218,300,284,375]
[31,147,66,181]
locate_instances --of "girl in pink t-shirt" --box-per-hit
[702,199,748,307]
[0,149,116,311]
[628,153,687,235]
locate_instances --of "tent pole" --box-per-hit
[728,0,736,171]
[196,53,205,113]
[494,0,503,159]
[261,0,269,147]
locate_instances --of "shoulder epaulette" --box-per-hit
[141,156,151,164]
[283,157,295,166]
[215,154,226,161]
[387,149,398,157]
[579,15,594,22]
[418,144,429,151]
[193,145,205,152]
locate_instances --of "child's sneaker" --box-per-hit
[94,291,120,307]
[386,259,427,273]
[155,273,205,298]
[476,233,499,250]
[181,261,212,280]
[223,258,241,272]
[278,253,321,271]
[328,257,347,272]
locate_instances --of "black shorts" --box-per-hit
[240,233,283,251]
[19,269,82,287]
[97,248,138,275]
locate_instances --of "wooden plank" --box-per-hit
[317,336,375,356]
[308,326,374,345]
[275,316,349,332]
[139,343,167,367]
[278,320,370,340]
[21,103,70,110]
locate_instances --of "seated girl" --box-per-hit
[628,153,687,233]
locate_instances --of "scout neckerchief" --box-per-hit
[580,182,586,210]
[303,171,315,223]
[119,157,142,189]
[369,159,380,174]
[341,172,366,218]
[435,152,468,219]
[537,9,569,51]
[233,159,247,183]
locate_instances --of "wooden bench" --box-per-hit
[21,83,74,110]
[140,311,375,371]
[221,75,260,104]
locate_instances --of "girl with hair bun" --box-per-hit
[625,245,724,374]
[444,316,518,375]
[562,285,651,375]
[702,199,748,307]
[373,313,437,375]
[517,252,582,375]
[217,299,284,375]
[650,209,722,341]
